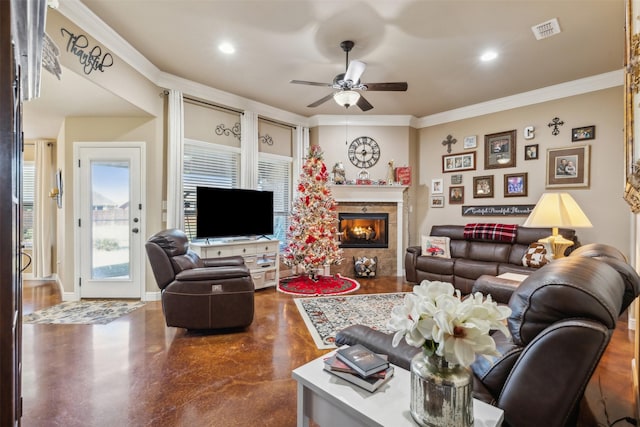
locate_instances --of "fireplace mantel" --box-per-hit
[330,185,408,276]
[329,185,408,203]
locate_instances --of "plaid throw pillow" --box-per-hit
[463,223,518,243]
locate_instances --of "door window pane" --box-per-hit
[91,161,130,279]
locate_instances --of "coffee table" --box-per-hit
[292,351,504,427]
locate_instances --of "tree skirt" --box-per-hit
[277,274,360,296]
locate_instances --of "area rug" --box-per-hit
[23,300,145,325]
[278,274,360,296]
[294,292,406,349]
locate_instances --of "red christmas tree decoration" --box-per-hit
[284,145,343,279]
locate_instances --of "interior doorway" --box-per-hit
[74,142,146,299]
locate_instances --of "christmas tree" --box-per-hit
[284,145,343,279]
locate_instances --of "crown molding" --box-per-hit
[308,115,417,127]
[157,72,310,127]
[415,70,624,128]
[56,1,624,130]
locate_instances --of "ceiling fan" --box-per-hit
[290,40,408,112]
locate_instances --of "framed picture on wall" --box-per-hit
[504,173,528,197]
[571,125,595,142]
[442,152,476,173]
[473,175,494,198]
[449,186,464,204]
[484,130,516,169]
[546,145,590,188]
[431,178,444,194]
[430,195,445,208]
[524,144,538,160]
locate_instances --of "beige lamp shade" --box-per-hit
[523,192,592,259]
[523,192,593,228]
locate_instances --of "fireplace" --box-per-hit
[339,213,389,248]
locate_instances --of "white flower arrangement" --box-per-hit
[387,280,512,368]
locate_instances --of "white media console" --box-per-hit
[190,239,280,290]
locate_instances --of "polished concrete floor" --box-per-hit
[21,277,635,426]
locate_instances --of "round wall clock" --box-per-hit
[348,136,381,169]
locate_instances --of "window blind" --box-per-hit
[183,140,240,239]
[22,162,34,243]
[258,154,291,248]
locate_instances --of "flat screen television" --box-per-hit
[196,186,274,240]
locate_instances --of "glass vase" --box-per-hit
[410,351,473,427]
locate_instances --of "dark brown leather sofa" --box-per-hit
[405,224,577,294]
[145,229,255,330]
[337,243,640,427]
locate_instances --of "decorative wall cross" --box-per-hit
[547,117,564,136]
[442,134,457,153]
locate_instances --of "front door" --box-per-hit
[75,143,145,299]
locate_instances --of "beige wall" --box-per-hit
[313,125,412,183]
[416,87,629,257]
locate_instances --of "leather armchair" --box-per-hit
[336,244,640,427]
[145,229,255,330]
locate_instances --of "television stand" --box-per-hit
[190,239,280,290]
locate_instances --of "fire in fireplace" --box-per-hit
[338,213,389,248]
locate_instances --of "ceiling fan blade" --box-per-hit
[364,82,408,91]
[307,92,335,108]
[344,60,366,84]
[290,80,333,87]
[356,95,374,112]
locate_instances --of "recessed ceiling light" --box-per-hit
[218,42,235,54]
[480,50,498,62]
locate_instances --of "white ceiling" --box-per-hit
[23,0,625,139]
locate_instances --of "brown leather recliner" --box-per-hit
[336,243,640,427]
[145,229,255,330]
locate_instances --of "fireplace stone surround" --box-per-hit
[329,185,408,277]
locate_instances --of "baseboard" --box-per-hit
[144,291,161,301]
[62,291,79,301]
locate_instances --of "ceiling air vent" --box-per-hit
[531,18,561,40]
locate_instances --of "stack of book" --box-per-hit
[323,344,394,392]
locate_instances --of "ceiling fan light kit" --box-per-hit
[334,90,360,108]
[290,40,408,111]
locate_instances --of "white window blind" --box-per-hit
[258,154,291,249]
[22,162,35,243]
[183,140,240,240]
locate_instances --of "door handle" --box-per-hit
[132,228,139,233]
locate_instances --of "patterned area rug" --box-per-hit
[294,292,407,349]
[278,274,360,296]
[23,300,145,325]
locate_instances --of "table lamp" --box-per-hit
[522,192,592,259]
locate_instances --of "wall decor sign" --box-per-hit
[546,145,590,188]
[571,125,595,141]
[473,175,494,198]
[504,172,528,197]
[60,28,114,75]
[449,186,464,204]
[462,205,536,216]
[463,135,477,149]
[484,130,516,169]
[442,152,476,173]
